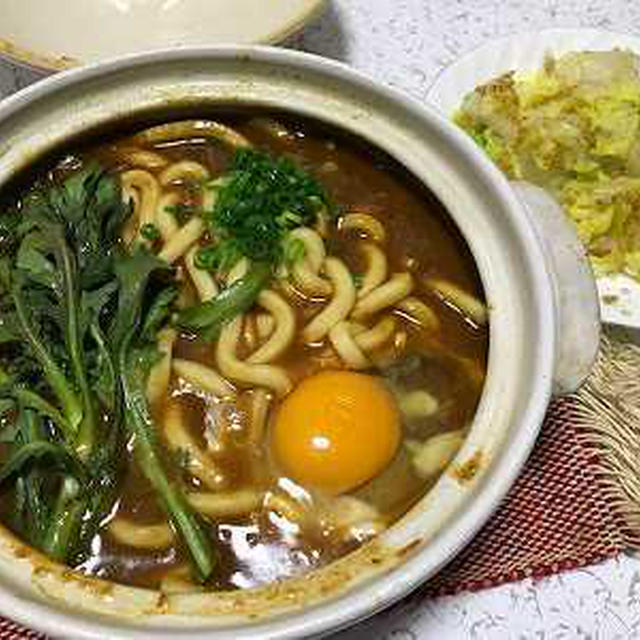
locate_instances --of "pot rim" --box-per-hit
[0,45,556,639]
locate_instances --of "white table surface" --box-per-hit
[2,1,640,638]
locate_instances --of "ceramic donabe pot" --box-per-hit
[0,47,599,639]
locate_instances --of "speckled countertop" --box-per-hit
[2,1,640,638]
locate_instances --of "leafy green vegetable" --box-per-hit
[120,345,215,581]
[0,166,128,563]
[10,277,84,440]
[194,239,243,274]
[113,249,216,581]
[199,147,330,268]
[14,388,70,436]
[178,261,271,340]
[8,410,51,545]
[0,441,84,486]
[185,148,330,339]
[0,165,215,579]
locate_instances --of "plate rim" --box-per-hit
[426,26,640,111]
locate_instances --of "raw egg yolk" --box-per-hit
[271,371,401,495]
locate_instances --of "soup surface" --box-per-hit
[0,113,487,591]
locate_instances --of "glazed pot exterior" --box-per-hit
[0,47,597,639]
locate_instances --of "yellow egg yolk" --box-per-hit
[271,371,401,495]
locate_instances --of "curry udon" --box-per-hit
[0,113,487,591]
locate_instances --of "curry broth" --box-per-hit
[0,112,488,590]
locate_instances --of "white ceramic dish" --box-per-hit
[426,27,640,329]
[0,0,326,72]
[0,46,599,639]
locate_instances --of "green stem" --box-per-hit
[0,441,81,485]
[42,476,84,562]
[89,322,118,414]
[119,340,216,582]
[15,411,49,547]
[22,408,43,443]
[178,261,271,341]
[54,229,96,459]
[70,324,123,563]
[15,389,72,439]
[11,283,83,434]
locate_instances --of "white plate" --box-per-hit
[0,0,325,72]
[426,28,640,328]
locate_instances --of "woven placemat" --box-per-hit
[1,328,639,638]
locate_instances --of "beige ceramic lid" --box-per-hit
[0,0,325,71]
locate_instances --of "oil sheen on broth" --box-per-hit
[0,113,488,591]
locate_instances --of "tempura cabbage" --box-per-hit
[455,50,640,278]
